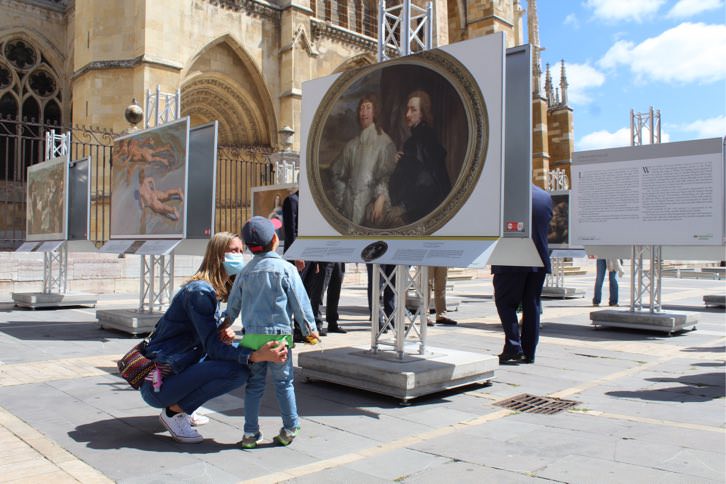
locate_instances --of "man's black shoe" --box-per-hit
[520,355,535,364]
[327,325,347,334]
[498,352,523,365]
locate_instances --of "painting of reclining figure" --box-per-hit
[110,118,189,239]
[26,155,68,241]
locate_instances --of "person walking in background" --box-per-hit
[492,184,553,365]
[226,217,319,449]
[593,257,623,307]
[428,266,457,326]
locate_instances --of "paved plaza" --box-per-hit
[0,266,724,483]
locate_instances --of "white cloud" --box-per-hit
[549,62,605,105]
[563,13,579,29]
[585,0,665,22]
[578,128,632,150]
[673,115,726,138]
[599,23,726,84]
[666,0,724,19]
[577,127,671,150]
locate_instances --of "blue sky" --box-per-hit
[532,0,726,150]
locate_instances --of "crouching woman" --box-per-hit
[139,231,287,443]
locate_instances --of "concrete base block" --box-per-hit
[591,309,697,334]
[703,295,726,308]
[541,286,585,299]
[12,292,97,309]
[299,345,496,402]
[97,309,162,336]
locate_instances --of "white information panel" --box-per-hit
[572,138,724,246]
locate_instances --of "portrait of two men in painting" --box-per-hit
[308,52,488,236]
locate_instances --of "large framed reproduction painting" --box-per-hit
[26,155,68,241]
[306,48,488,236]
[110,118,189,239]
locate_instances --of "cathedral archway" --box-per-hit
[180,36,277,147]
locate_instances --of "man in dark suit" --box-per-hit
[491,184,553,365]
[282,190,345,335]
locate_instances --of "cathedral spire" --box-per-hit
[527,0,543,97]
[559,59,569,106]
[544,62,554,106]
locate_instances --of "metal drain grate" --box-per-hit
[494,393,579,415]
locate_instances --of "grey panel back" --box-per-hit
[502,45,532,238]
[186,122,218,239]
[68,157,90,241]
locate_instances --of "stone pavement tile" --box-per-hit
[536,454,717,484]
[266,466,390,484]
[615,438,725,481]
[344,447,450,481]
[623,422,725,453]
[301,412,432,443]
[401,460,552,483]
[117,461,241,484]
[408,428,553,474]
[576,385,725,427]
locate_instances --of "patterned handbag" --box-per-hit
[117,341,155,389]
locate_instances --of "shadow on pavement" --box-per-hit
[0,320,121,342]
[69,415,242,452]
[682,345,725,353]
[606,372,725,403]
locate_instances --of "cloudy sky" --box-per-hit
[534,0,725,150]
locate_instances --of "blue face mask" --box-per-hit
[223,253,246,276]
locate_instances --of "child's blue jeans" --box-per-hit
[243,348,299,434]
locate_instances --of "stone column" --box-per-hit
[531,96,549,189]
[278,0,315,153]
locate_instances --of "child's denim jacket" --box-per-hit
[226,251,316,337]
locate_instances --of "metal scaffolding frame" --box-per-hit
[43,245,68,294]
[630,245,662,313]
[371,265,429,358]
[378,0,432,61]
[629,107,663,313]
[138,254,175,313]
[42,130,71,294]
[145,85,181,129]
[368,1,434,356]
[135,87,181,312]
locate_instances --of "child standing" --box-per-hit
[226,216,318,449]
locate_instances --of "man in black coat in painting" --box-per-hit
[387,89,452,225]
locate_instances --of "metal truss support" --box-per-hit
[145,85,181,128]
[138,255,175,313]
[45,129,70,160]
[43,243,68,294]
[378,0,432,62]
[371,264,429,358]
[630,245,662,313]
[630,106,661,146]
[544,257,565,289]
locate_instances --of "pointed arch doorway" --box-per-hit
[181,37,279,234]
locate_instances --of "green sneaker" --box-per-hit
[240,431,262,449]
[273,427,300,446]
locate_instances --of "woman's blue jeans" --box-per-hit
[243,348,298,434]
[140,359,249,414]
[593,259,618,306]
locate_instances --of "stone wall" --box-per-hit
[0,252,203,296]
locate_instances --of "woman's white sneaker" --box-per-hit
[159,410,204,443]
[189,411,210,426]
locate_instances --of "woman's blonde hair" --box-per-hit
[188,231,239,301]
